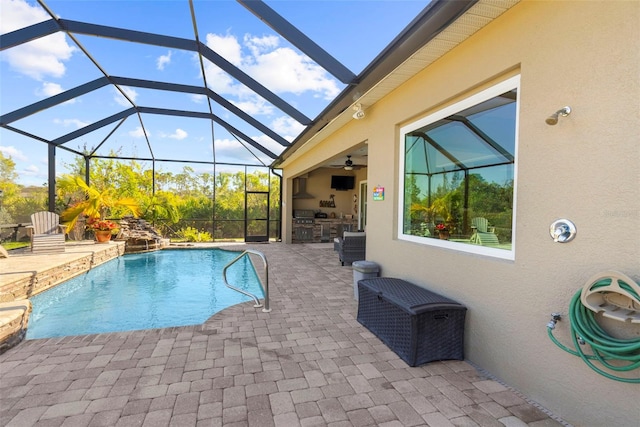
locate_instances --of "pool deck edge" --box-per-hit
[0,241,125,353]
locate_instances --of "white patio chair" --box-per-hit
[26,212,66,254]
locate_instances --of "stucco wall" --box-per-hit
[369,2,638,425]
[291,168,365,217]
[283,1,639,425]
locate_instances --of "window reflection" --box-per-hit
[401,87,517,252]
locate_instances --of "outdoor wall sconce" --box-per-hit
[545,106,571,125]
[352,103,365,120]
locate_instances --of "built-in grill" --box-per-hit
[293,209,315,242]
[293,209,315,224]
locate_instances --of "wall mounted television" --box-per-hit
[331,175,355,191]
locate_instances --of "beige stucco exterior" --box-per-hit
[279,1,639,425]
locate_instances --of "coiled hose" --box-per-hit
[547,286,640,383]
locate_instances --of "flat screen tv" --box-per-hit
[331,175,355,191]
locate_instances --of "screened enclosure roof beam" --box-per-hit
[238,0,357,84]
[45,105,277,159]
[1,124,51,144]
[447,115,514,162]
[51,108,136,146]
[410,132,467,171]
[0,77,110,125]
[1,74,290,148]
[58,19,311,125]
[89,117,128,157]
[0,19,59,50]
[109,77,290,147]
[91,154,265,168]
[137,107,278,159]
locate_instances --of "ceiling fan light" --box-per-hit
[344,155,354,170]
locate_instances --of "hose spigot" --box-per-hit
[547,313,562,329]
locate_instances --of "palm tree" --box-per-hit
[58,175,141,232]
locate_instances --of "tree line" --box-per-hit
[0,152,281,242]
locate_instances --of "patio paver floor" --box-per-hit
[0,242,566,426]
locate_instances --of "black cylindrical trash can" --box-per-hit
[352,260,380,300]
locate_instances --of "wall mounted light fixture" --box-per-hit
[352,103,365,120]
[545,106,571,125]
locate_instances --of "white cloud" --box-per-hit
[212,137,254,162]
[202,31,341,113]
[0,0,76,80]
[114,86,138,107]
[0,145,28,161]
[253,134,286,156]
[270,116,305,141]
[34,82,77,104]
[39,82,63,96]
[213,134,284,163]
[244,34,279,55]
[22,164,40,175]
[168,129,188,140]
[206,33,243,66]
[52,118,89,128]
[129,126,149,138]
[157,50,172,70]
[247,46,340,99]
[191,94,206,104]
[230,99,274,116]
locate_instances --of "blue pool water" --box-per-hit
[27,249,264,339]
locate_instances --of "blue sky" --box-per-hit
[1,0,429,186]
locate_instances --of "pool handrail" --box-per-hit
[222,249,271,313]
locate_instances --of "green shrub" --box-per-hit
[175,226,212,242]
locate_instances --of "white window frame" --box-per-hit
[397,75,520,260]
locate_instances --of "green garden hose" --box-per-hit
[547,284,640,383]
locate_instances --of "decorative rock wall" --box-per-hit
[116,217,168,253]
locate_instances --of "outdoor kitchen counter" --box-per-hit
[313,218,358,243]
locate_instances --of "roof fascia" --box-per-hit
[272,0,478,167]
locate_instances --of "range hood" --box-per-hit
[293,177,314,199]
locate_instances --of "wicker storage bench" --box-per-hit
[357,277,466,366]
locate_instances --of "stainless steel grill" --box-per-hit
[293,209,315,219]
[294,218,314,225]
[293,209,315,242]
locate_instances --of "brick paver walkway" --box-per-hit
[0,243,565,426]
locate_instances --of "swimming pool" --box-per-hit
[27,249,264,339]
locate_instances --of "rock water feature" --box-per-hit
[116,216,169,253]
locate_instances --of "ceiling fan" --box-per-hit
[330,155,364,170]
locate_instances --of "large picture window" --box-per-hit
[399,76,519,259]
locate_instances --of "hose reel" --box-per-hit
[547,271,640,383]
